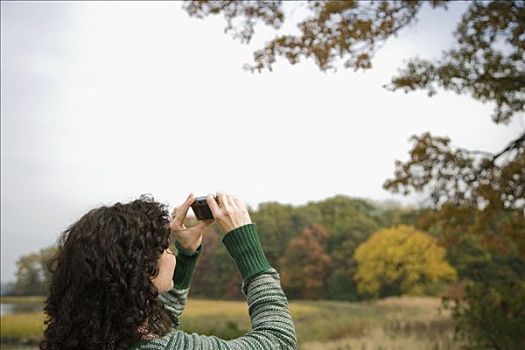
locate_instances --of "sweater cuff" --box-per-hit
[222,223,271,281]
[173,241,201,289]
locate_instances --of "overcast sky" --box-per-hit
[1,1,523,284]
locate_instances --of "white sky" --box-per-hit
[1,1,523,283]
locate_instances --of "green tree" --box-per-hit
[250,202,310,266]
[312,195,380,247]
[14,246,58,296]
[354,225,457,297]
[309,196,382,300]
[325,238,359,301]
[446,253,525,350]
[14,253,43,296]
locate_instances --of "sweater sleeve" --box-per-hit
[158,241,201,328]
[137,223,297,350]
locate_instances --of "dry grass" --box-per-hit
[0,312,46,340]
[0,297,45,304]
[1,296,463,350]
[296,297,461,350]
[301,328,458,350]
[185,298,317,317]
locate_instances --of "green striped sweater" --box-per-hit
[130,223,297,350]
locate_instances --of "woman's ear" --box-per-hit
[147,264,159,278]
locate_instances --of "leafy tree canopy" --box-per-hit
[354,225,457,297]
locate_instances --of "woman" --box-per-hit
[40,192,297,350]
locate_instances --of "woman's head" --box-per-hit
[40,195,175,350]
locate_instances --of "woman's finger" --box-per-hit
[183,192,195,209]
[171,193,194,228]
[232,196,244,210]
[226,194,237,210]
[207,194,220,216]
[177,193,194,218]
[169,216,186,231]
[217,192,230,212]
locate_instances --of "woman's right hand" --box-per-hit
[207,192,252,234]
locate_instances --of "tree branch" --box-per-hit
[454,130,525,163]
[492,130,525,162]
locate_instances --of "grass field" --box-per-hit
[0,297,46,304]
[1,296,462,350]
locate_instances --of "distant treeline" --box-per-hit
[11,196,453,301]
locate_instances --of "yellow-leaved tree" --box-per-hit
[354,225,457,297]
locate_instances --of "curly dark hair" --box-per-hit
[40,195,174,350]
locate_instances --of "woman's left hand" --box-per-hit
[169,193,213,253]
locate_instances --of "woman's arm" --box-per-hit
[142,224,297,350]
[158,242,201,328]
